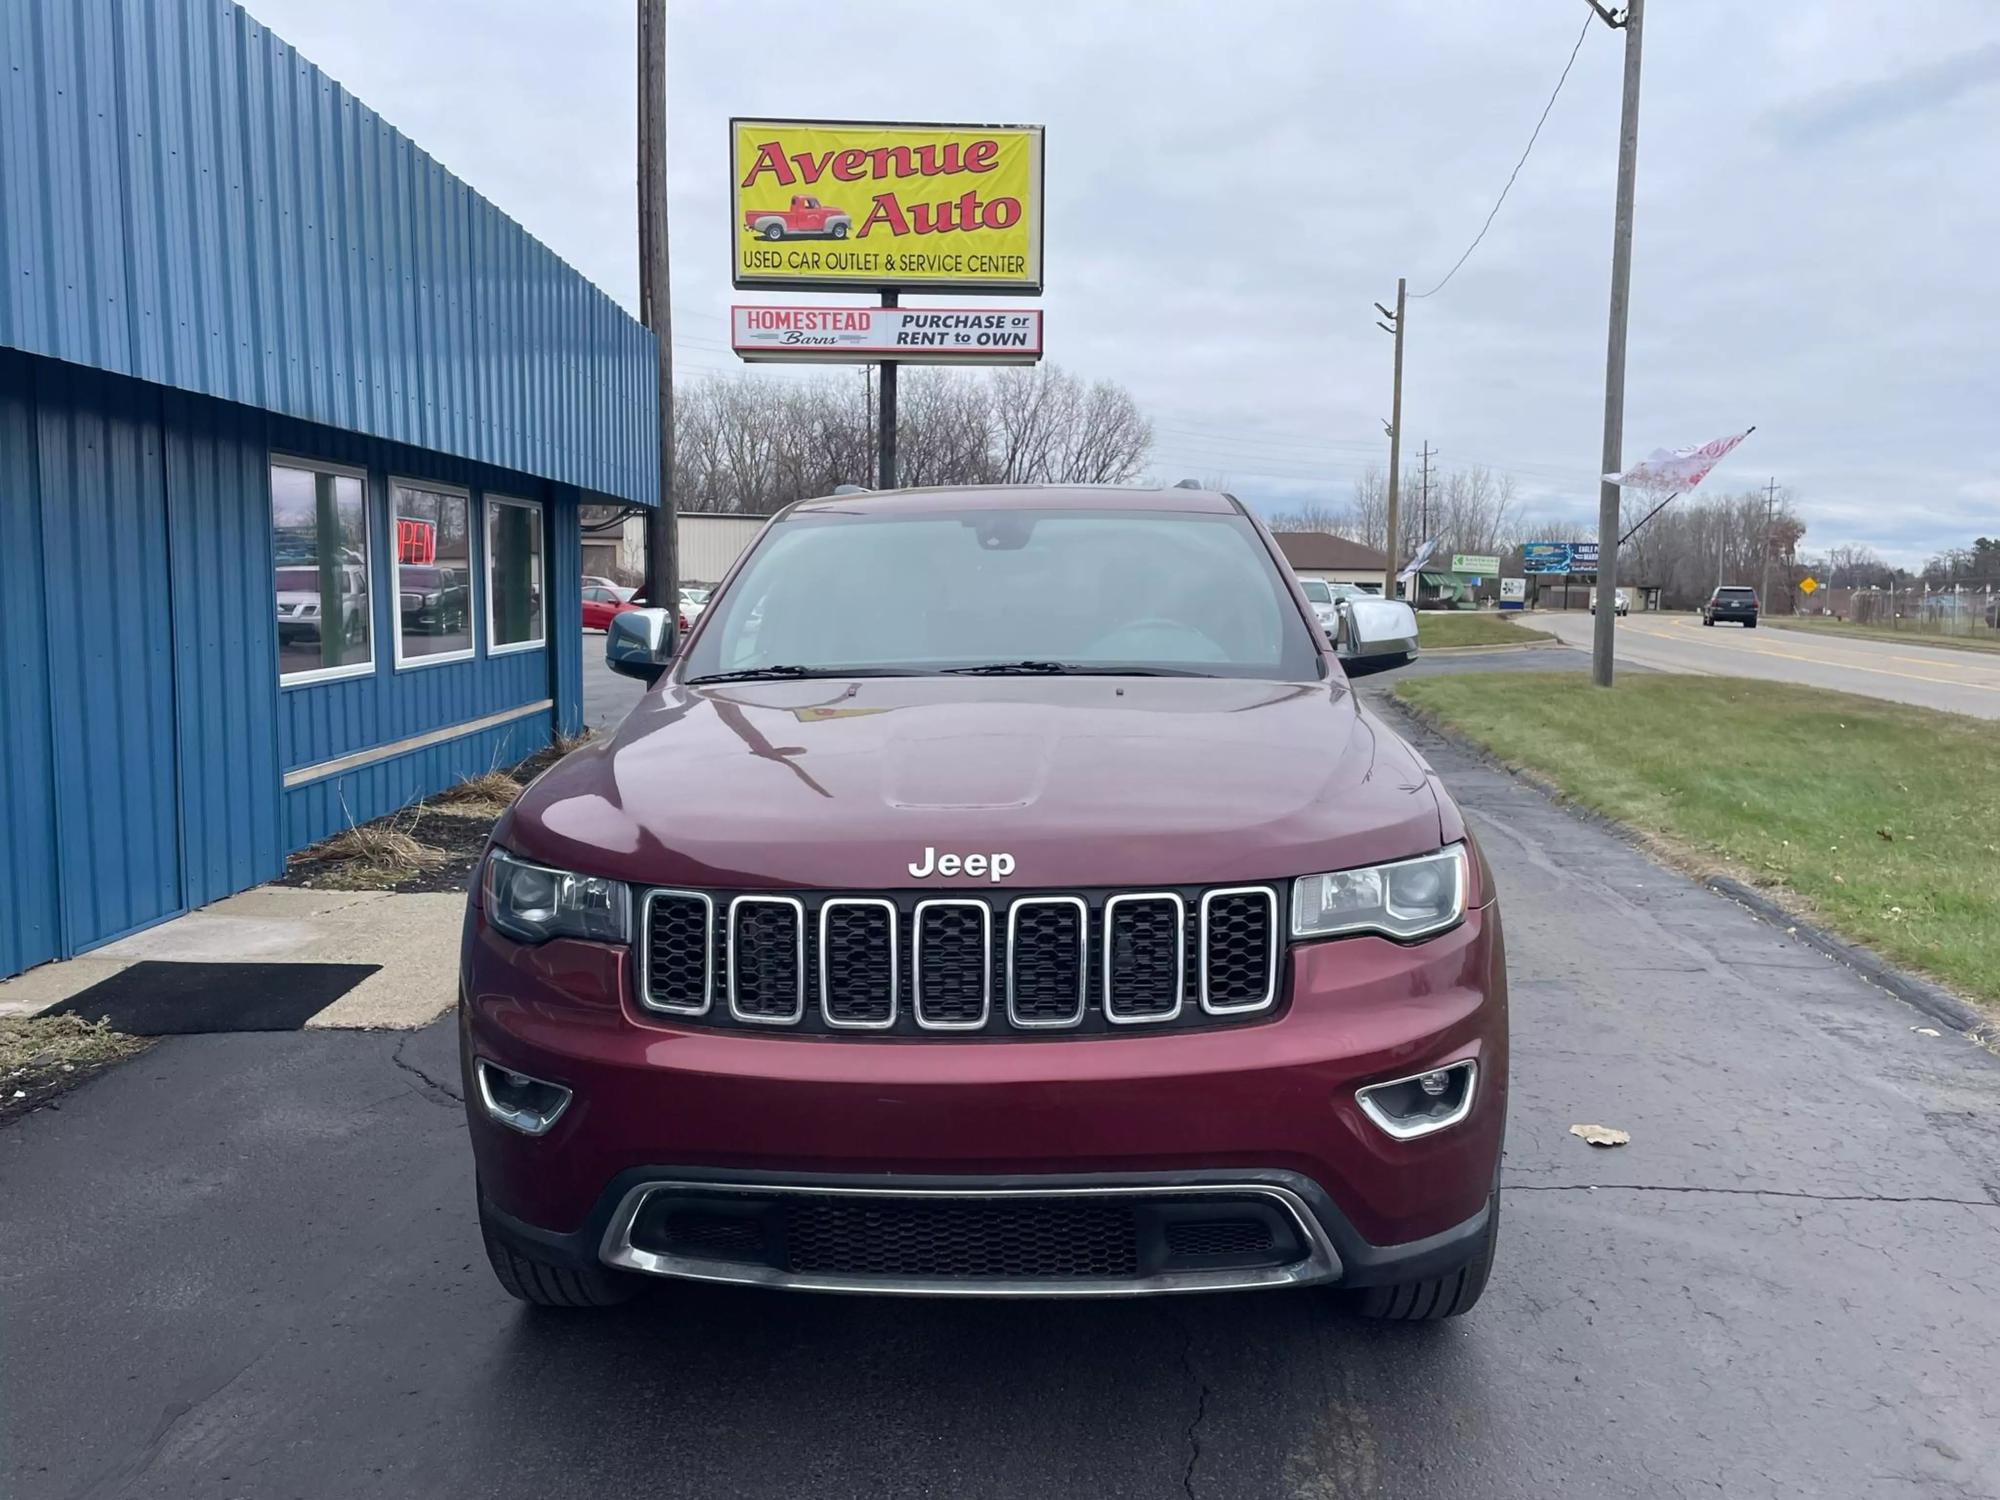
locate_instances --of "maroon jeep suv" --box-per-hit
[461,486,1506,1317]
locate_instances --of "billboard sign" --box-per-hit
[1522,541,1599,574]
[732,306,1043,365]
[1451,553,1501,576]
[731,119,1045,293]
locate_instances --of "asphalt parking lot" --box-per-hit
[5,652,1998,1499]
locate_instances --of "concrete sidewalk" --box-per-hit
[0,886,462,1030]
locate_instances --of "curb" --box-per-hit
[1382,697,1994,1043]
[1703,876,1990,1040]
[1420,639,1561,655]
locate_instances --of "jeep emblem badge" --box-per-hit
[908,846,1016,882]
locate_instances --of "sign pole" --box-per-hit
[876,290,899,489]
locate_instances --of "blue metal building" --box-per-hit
[0,0,659,978]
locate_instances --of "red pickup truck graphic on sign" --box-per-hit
[742,194,852,241]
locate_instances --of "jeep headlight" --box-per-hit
[482,848,630,945]
[1291,844,1467,942]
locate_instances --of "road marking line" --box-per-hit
[1618,622,1997,694]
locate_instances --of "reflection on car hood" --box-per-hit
[507,676,1446,889]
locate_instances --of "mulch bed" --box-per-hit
[279,742,575,895]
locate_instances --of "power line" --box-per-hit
[1409,9,1596,300]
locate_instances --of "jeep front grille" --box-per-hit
[638,883,1283,1037]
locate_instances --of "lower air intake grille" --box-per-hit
[785,1198,1140,1280]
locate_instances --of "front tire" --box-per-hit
[1343,1194,1499,1321]
[829,221,849,240]
[480,1202,635,1309]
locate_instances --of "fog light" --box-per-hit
[1356,1060,1477,1141]
[474,1059,573,1137]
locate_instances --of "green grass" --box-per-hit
[1761,616,2000,656]
[1417,612,1553,649]
[1393,673,2000,1009]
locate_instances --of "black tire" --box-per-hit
[829,221,848,240]
[1746,619,1757,628]
[1703,616,1714,626]
[1343,1194,1499,1321]
[480,1204,636,1309]
[760,222,784,241]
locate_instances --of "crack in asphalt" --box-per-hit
[1165,1309,1212,1499]
[390,1034,463,1106]
[1510,1182,1999,1208]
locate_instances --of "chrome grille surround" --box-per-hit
[637,889,714,1016]
[818,898,898,1031]
[1101,891,1186,1026]
[912,898,992,1031]
[1005,895,1090,1030]
[1198,886,1281,1016]
[726,894,807,1025]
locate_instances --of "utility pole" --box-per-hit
[862,364,874,487]
[637,0,677,614]
[1590,0,1642,687]
[1417,440,1435,539]
[1759,474,1779,609]
[1375,279,1406,598]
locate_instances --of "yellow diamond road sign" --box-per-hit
[1799,576,1819,594]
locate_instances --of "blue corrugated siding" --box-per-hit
[29,361,186,951]
[0,0,657,507]
[0,353,584,976]
[0,353,63,976]
[162,388,286,909]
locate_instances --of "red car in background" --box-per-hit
[581,585,636,632]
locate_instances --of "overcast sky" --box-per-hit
[248,0,1999,566]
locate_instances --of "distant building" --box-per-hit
[0,0,657,978]
[581,510,769,590]
[1270,532,1390,590]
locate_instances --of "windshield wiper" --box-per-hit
[685,664,926,685]
[941,661,1214,678]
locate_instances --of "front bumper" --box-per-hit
[461,901,1507,1291]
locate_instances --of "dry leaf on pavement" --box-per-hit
[1569,1123,1631,1148]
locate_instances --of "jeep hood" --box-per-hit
[507,676,1446,890]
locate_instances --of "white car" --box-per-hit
[1590,588,1630,617]
[678,586,710,621]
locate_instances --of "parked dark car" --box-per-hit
[398,564,470,635]
[1702,586,1759,627]
[461,486,1503,1319]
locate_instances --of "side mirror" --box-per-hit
[1336,597,1420,677]
[605,607,676,685]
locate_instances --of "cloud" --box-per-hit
[1766,41,2000,146]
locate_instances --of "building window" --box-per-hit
[390,479,475,667]
[272,460,373,684]
[485,495,545,653]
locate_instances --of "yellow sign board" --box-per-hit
[1799,576,1818,594]
[731,119,1044,294]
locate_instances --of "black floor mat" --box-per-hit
[42,961,381,1034]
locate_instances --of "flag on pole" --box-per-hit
[1603,430,1751,493]
[1397,535,1442,585]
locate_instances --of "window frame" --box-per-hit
[483,493,548,656]
[271,454,378,690]
[387,475,479,672]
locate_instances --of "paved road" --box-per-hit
[1534,610,2000,719]
[5,672,2000,1498]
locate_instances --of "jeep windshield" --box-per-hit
[681,506,1323,683]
